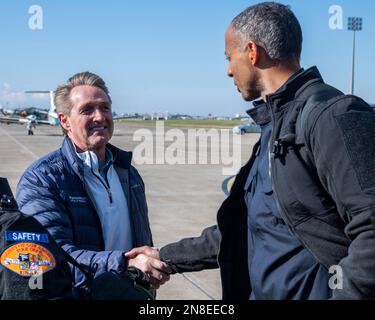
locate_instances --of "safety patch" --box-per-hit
[336,111,375,190]
[5,231,49,243]
[0,242,56,277]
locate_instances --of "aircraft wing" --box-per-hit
[0,116,52,126]
[0,116,26,124]
[34,119,53,125]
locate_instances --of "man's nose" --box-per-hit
[227,66,233,78]
[92,108,106,121]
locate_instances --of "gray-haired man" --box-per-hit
[16,72,170,296]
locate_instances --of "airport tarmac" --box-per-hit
[0,122,259,300]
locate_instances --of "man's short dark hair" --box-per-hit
[232,2,303,62]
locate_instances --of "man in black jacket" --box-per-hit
[127,2,375,299]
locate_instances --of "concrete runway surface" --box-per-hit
[0,122,258,299]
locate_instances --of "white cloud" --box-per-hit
[0,83,48,107]
[1,83,27,106]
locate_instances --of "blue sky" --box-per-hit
[0,0,374,116]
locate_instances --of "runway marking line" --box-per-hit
[0,126,39,160]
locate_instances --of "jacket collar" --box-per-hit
[266,66,323,112]
[61,136,132,179]
[246,100,271,126]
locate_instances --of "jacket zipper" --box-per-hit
[90,167,113,204]
[267,97,293,227]
[80,175,106,250]
[267,100,330,270]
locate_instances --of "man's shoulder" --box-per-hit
[25,147,67,176]
[306,94,372,129]
[109,144,132,168]
[298,93,374,152]
[17,147,69,198]
[128,164,143,182]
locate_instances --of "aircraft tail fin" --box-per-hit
[25,91,58,126]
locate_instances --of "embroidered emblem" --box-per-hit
[0,242,56,277]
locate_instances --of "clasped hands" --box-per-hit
[125,246,171,289]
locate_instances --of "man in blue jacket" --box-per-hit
[16,72,170,295]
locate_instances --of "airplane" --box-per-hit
[24,91,59,126]
[0,91,59,126]
[0,107,15,116]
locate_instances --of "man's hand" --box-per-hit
[126,246,160,260]
[125,246,172,289]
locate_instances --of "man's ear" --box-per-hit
[58,113,70,132]
[247,41,260,66]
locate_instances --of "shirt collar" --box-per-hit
[75,146,113,172]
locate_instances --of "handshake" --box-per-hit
[125,246,172,289]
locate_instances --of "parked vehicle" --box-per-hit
[232,122,261,134]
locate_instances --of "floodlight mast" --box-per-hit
[347,17,362,95]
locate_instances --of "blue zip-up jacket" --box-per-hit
[16,136,153,293]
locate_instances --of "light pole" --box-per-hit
[347,17,362,95]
